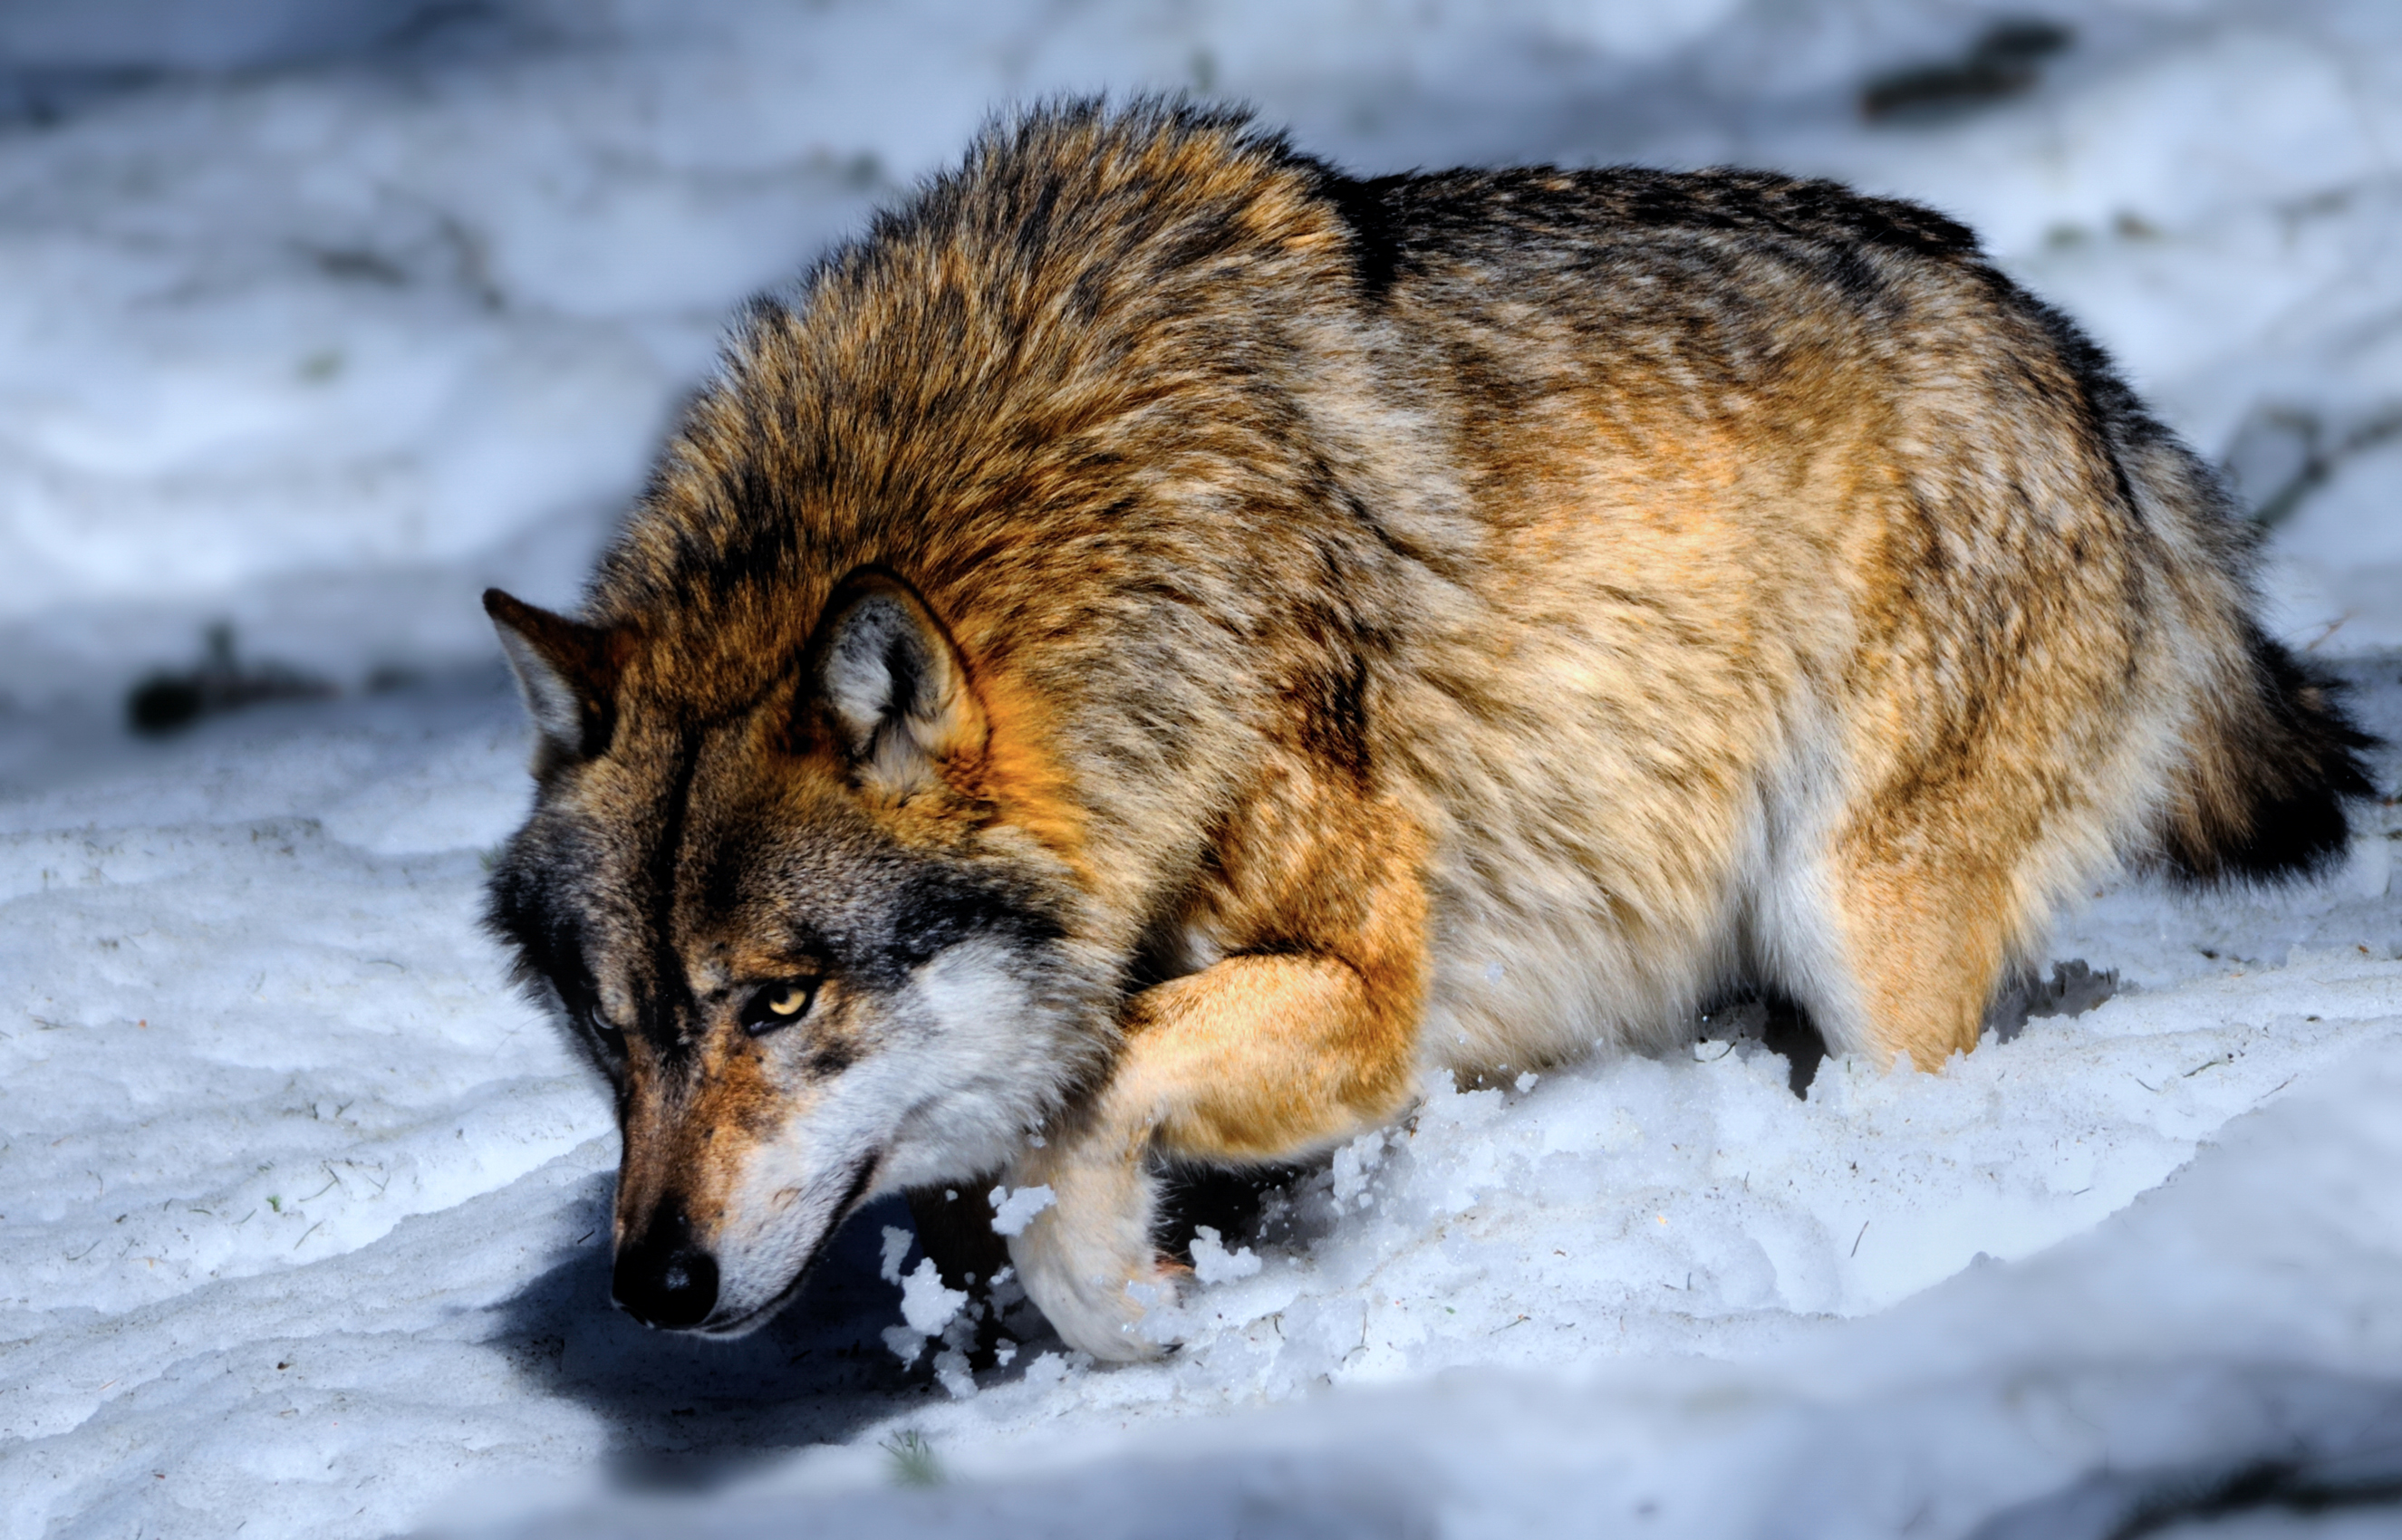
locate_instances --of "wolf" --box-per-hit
[481,101,2375,1362]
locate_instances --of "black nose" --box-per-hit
[613,1218,720,1329]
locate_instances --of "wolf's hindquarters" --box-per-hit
[1770,328,2378,1069]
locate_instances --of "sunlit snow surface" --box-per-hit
[1,2,2399,1535]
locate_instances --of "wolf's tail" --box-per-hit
[2161,618,2378,884]
[2092,374,2381,885]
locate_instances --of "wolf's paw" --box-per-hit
[1004,1182,1184,1362]
[1022,1243,1189,1362]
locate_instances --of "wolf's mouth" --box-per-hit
[691,1150,883,1337]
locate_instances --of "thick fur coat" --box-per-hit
[482,101,2374,1360]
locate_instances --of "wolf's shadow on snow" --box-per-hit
[487,1175,937,1490]
[484,1165,1300,1492]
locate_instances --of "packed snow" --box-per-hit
[1,1,2397,1535]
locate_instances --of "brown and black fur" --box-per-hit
[482,100,2375,1360]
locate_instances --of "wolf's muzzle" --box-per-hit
[613,1208,719,1330]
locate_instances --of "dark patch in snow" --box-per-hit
[1697,988,1828,1097]
[124,622,333,736]
[1987,959,2119,1044]
[2222,401,2402,532]
[1861,18,2074,122]
[487,1179,923,1492]
[1155,1160,1311,1265]
[1972,1373,2402,1539]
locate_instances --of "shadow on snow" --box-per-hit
[485,1174,933,1491]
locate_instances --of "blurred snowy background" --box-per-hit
[0,2,2396,1536]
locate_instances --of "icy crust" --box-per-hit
[1146,958,2397,1384]
[1,1142,623,1537]
[0,805,600,1342]
[0,690,603,1375]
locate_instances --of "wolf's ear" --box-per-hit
[484,589,622,768]
[811,571,987,792]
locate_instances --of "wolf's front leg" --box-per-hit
[1006,952,1420,1361]
[1000,1116,1172,1362]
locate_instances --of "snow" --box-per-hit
[1,1,2397,1535]
[985,1184,1056,1239]
[1186,1227,1262,1286]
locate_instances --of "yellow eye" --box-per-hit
[741,977,822,1035]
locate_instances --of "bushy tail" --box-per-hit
[2025,297,2379,888]
[2162,623,2378,885]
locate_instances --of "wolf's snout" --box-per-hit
[612,1215,719,1330]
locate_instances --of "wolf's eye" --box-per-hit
[571,991,624,1058]
[741,978,821,1035]
[555,963,622,1060]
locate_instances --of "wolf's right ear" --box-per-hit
[484,589,622,769]
[809,571,987,794]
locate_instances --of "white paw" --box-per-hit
[1000,1157,1182,1362]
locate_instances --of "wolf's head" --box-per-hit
[482,571,1105,1334]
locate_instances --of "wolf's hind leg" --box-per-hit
[1795,758,2090,1073]
[1819,858,2015,1070]
[1006,952,1420,1361]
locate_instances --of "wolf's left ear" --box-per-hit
[811,571,988,792]
[484,589,623,769]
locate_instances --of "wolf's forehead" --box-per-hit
[539,794,936,961]
[526,715,1063,981]
[698,833,1058,981]
[553,789,878,930]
